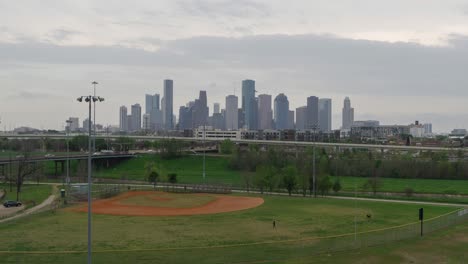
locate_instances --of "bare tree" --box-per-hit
[15,145,43,201]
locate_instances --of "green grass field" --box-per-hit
[0,183,52,208]
[0,192,461,263]
[94,154,468,196]
[94,154,246,185]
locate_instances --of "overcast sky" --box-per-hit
[1,0,468,132]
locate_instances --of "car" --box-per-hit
[44,154,55,158]
[3,200,22,208]
[15,155,24,159]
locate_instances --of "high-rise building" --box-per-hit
[131,103,142,131]
[342,97,354,130]
[274,93,289,130]
[296,106,307,130]
[145,94,160,114]
[318,98,332,132]
[67,117,80,131]
[119,106,128,131]
[306,96,319,130]
[423,123,433,135]
[242,80,257,130]
[225,95,238,130]
[213,103,220,114]
[142,114,151,131]
[192,91,209,128]
[258,94,272,130]
[163,79,173,130]
[288,110,295,129]
[178,106,192,130]
[83,118,92,132]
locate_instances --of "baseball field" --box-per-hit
[0,190,464,263]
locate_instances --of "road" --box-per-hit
[0,193,57,224]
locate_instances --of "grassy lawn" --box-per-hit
[94,154,244,185]
[93,154,468,196]
[0,183,52,208]
[332,176,468,195]
[0,193,460,263]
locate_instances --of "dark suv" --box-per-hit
[3,200,22,207]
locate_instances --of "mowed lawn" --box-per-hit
[94,154,468,195]
[94,154,245,185]
[0,183,52,208]
[0,193,459,264]
[332,176,468,195]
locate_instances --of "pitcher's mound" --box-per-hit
[72,191,264,216]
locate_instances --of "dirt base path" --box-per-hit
[72,191,264,216]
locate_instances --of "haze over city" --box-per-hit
[1,0,468,132]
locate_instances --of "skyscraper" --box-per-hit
[342,97,354,129]
[131,103,142,131]
[306,96,319,130]
[142,114,151,131]
[242,80,257,130]
[119,106,128,132]
[145,94,160,114]
[274,93,289,130]
[318,98,332,132]
[258,94,272,130]
[213,103,220,114]
[296,106,307,130]
[163,79,173,130]
[225,95,238,130]
[192,90,209,128]
[288,110,295,129]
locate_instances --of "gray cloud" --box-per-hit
[46,29,82,42]
[4,33,467,97]
[177,0,270,18]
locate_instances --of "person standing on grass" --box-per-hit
[273,220,276,229]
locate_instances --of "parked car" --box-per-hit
[3,200,22,207]
[44,154,55,158]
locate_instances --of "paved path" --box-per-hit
[0,194,56,224]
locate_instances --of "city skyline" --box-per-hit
[1,1,468,132]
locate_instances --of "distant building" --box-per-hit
[450,129,467,136]
[258,94,273,130]
[192,91,209,128]
[67,117,80,131]
[318,98,332,132]
[83,118,92,132]
[119,106,128,132]
[163,79,173,130]
[213,103,220,114]
[130,103,142,131]
[423,123,433,135]
[295,106,307,130]
[242,80,257,130]
[225,95,238,130]
[288,110,295,129]
[350,125,410,139]
[306,96,319,130]
[178,106,192,130]
[352,120,380,127]
[142,114,151,131]
[274,93,289,130]
[342,97,354,129]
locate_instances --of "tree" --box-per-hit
[332,179,342,193]
[220,139,234,154]
[148,171,159,188]
[317,175,332,196]
[159,139,184,159]
[15,146,43,201]
[168,173,177,184]
[281,166,298,196]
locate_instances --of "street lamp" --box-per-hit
[92,81,98,152]
[65,120,72,190]
[77,95,104,264]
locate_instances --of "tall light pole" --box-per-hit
[65,120,72,188]
[203,123,206,180]
[77,95,104,264]
[92,81,98,152]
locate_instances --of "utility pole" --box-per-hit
[92,81,98,152]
